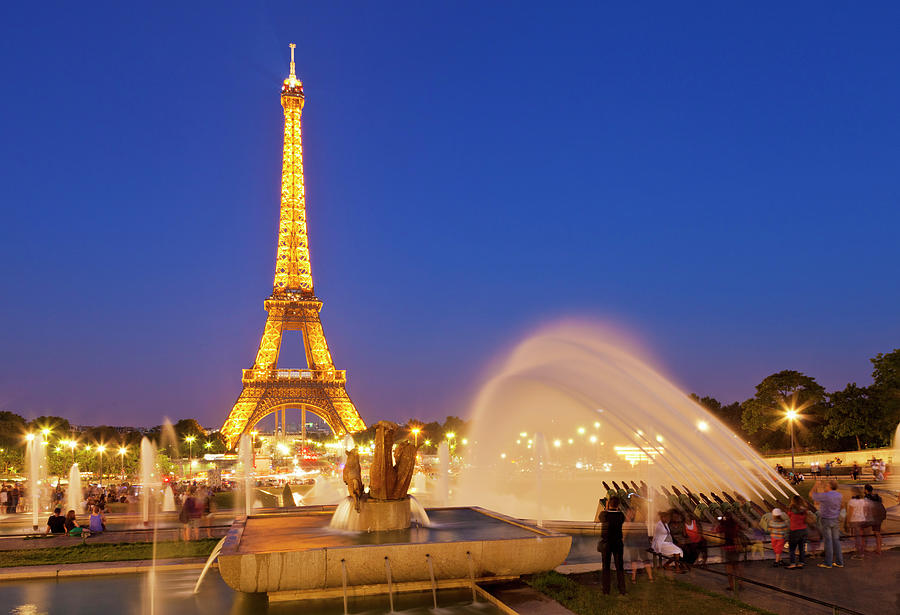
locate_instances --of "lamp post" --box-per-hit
[96,445,106,487]
[446,432,456,456]
[786,408,798,474]
[68,440,77,465]
[119,447,127,480]
[411,428,421,446]
[185,436,196,479]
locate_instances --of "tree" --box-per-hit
[690,394,745,436]
[27,416,72,438]
[203,431,227,454]
[823,383,885,449]
[442,416,468,437]
[173,418,207,440]
[741,370,826,451]
[870,349,900,441]
[0,411,27,449]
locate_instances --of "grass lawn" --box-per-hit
[528,571,775,615]
[0,538,220,568]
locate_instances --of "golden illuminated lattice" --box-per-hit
[221,45,364,449]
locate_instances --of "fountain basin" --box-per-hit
[217,506,571,600]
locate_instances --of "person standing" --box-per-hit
[811,480,844,568]
[623,507,654,583]
[847,488,867,559]
[785,497,807,569]
[767,508,789,567]
[716,512,744,591]
[597,496,627,595]
[863,484,885,555]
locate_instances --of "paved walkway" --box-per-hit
[688,551,900,615]
[0,525,228,550]
[480,581,576,615]
[0,557,212,581]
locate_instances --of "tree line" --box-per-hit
[691,348,899,453]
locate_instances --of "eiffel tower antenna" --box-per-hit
[221,51,365,449]
[288,43,297,83]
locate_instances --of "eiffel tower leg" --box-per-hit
[222,385,268,450]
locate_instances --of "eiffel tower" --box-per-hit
[220,45,365,449]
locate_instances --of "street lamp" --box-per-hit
[185,436,196,478]
[96,445,106,486]
[67,440,77,465]
[411,428,421,446]
[119,447,127,479]
[785,408,798,474]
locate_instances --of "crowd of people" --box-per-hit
[594,477,893,596]
[759,480,887,571]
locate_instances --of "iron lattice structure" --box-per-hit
[221,46,365,449]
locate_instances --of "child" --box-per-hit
[767,508,789,566]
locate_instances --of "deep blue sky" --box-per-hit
[2,3,898,428]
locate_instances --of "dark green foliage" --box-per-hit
[740,371,826,451]
[823,383,888,449]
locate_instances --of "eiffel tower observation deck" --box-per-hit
[220,45,365,449]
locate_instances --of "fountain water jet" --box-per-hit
[67,463,82,515]
[457,322,794,521]
[140,438,157,526]
[25,439,46,530]
[437,441,450,506]
[237,434,253,517]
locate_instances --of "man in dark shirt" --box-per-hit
[46,507,66,534]
[597,496,626,595]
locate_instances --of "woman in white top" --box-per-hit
[847,488,867,558]
[652,511,684,568]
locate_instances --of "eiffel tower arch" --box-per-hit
[221,46,365,449]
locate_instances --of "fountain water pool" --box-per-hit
[0,570,501,615]
[456,322,794,521]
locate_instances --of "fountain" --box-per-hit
[330,421,419,531]
[217,420,570,601]
[140,437,157,526]
[455,322,794,521]
[162,485,176,512]
[25,438,47,530]
[437,441,450,506]
[67,463,82,515]
[237,434,253,517]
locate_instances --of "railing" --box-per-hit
[242,368,346,383]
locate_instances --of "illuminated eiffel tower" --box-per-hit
[221,45,365,449]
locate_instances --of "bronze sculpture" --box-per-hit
[343,448,364,512]
[342,420,420,505]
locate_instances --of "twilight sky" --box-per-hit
[1,2,898,429]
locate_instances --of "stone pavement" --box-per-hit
[480,581,576,615]
[0,525,228,550]
[0,557,211,581]
[687,550,900,615]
